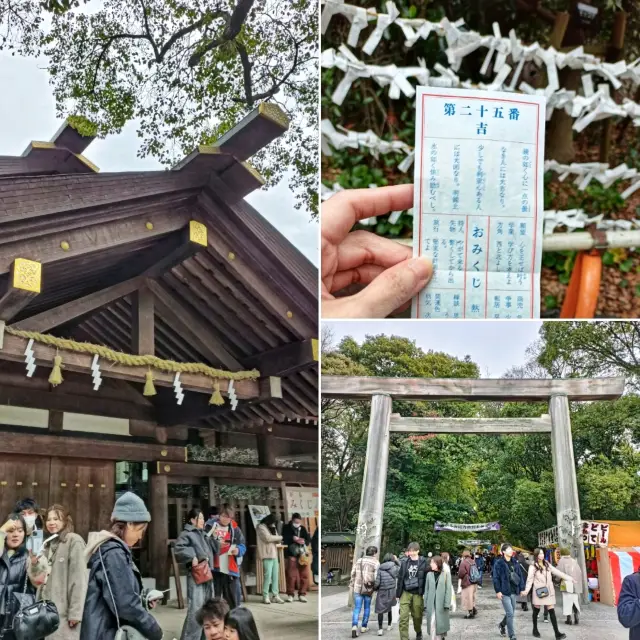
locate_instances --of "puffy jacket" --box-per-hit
[0,532,45,635]
[396,556,428,597]
[80,533,162,640]
[618,571,640,640]
[492,557,525,597]
[174,524,220,570]
[376,560,399,592]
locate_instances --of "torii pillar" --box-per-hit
[549,393,590,604]
[353,394,392,563]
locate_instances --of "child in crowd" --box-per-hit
[224,606,261,640]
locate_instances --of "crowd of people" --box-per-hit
[348,541,592,640]
[0,493,317,640]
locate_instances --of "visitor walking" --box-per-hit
[522,548,574,640]
[397,542,427,640]
[424,555,451,640]
[457,550,479,619]
[618,568,640,639]
[30,504,87,639]
[515,552,530,612]
[80,492,163,640]
[256,514,284,604]
[350,546,379,637]
[493,543,526,640]
[210,507,246,609]
[0,514,47,639]
[282,513,311,603]
[374,553,398,635]
[197,597,229,640]
[441,553,455,613]
[556,548,582,626]
[175,508,220,640]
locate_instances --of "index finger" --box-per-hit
[321,184,414,244]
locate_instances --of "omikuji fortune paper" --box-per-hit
[412,87,546,319]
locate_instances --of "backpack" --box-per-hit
[469,563,482,584]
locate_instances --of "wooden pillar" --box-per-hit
[208,477,217,506]
[258,435,277,467]
[149,471,170,592]
[549,393,589,604]
[353,394,392,564]
[132,285,155,355]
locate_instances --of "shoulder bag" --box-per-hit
[12,560,60,640]
[192,559,213,585]
[99,546,148,640]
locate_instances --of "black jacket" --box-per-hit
[396,556,428,597]
[174,523,220,570]
[80,535,162,640]
[0,546,35,635]
[282,523,310,558]
[492,557,526,597]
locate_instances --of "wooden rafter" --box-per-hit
[244,338,318,377]
[0,259,41,322]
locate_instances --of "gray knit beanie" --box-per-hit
[111,492,151,523]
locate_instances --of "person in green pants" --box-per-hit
[257,513,285,604]
[396,542,428,640]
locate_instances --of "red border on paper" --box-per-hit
[416,93,541,319]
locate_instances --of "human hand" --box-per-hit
[68,621,79,628]
[520,591,527,596]
[457,585,462,595]
[0,519,17,534]
[29,551,39,565]
[230,548,239,556]
[322,185,433,318]
[192,557,198,567]
[497,592,503,600]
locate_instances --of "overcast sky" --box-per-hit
[0,53,318,266]
[325,320,543,377]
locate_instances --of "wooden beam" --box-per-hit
[132,286,155,355]
[203,422,317,442]
[13,276,142,332]
[0,431,187,462]
[155,460,317,485]
[142,220,208,278]
[321,376,625,401]
[0,383,155,421]
[0,333,259,397]
[0,210,191,277]
[145,279,242,371]
[0,259,41,322]
[389,415,552,434]
[244,339,318,377]
[48,410,64,432]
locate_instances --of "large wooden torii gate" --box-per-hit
[322,376,626,603]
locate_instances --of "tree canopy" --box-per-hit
[322,327,640,554]
[1,0,318,215]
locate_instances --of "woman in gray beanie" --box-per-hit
[80,492,163,640]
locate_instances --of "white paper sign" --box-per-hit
[285,487,319,519]
[412,87,546,319]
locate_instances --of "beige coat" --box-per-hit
[30,532,88,640]
[524,561,572,606]
[257,524,283,559]
[556,556,583,595]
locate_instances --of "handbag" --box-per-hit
[298,545,312,568]
[191,559,213,585]
[98,547,149,640]
[12,565,60,640]
[535,586,550,599]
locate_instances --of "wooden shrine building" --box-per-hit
[0,103,318,592]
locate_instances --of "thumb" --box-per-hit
[355,256,433,318]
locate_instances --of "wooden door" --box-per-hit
[48,457,115,540]
[0,454,51,521]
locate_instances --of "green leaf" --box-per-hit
[558,272,571,285]
[619,279,628,288]
[619,259,634,273]
[602,251,616,266]
[544,295,558,310]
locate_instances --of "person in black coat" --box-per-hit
[396,542,428,640]
[619,569,640,640]
[376,553,399,634]
[311,528,319,585]
[80,492,162,640]
[0,514,47,639]
[282,513,311,602]
[492,543,526,640]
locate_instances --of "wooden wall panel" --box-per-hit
[0,454,51,520]
[48,457,115,540]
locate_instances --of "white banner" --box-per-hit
[582,521,610,545]
[285,487,319,519]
